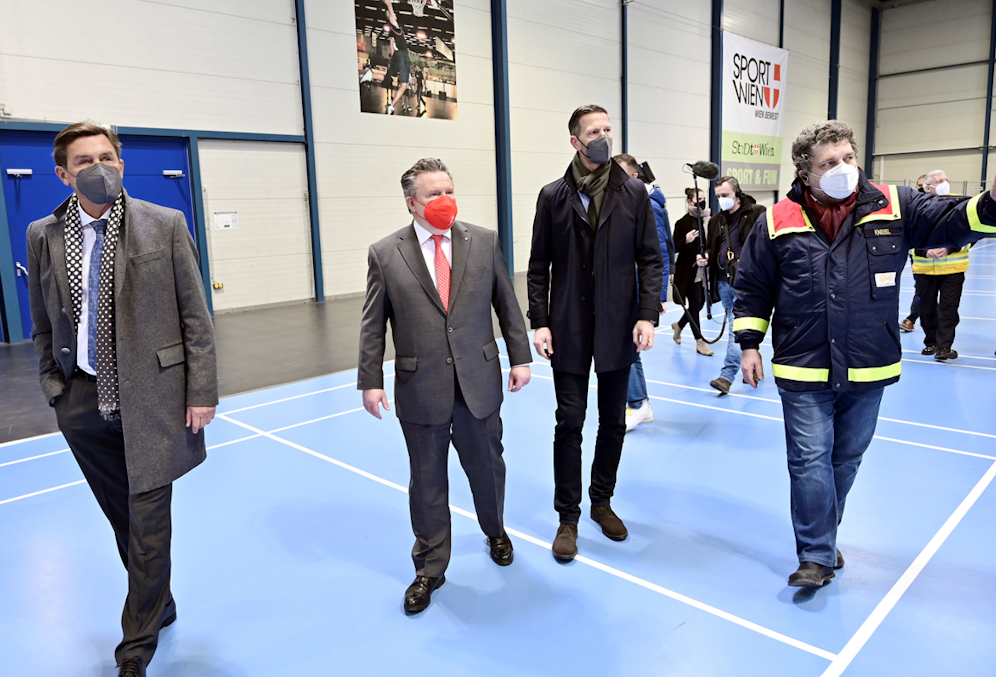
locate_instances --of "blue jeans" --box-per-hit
[717,280,741,382]
[778,387,884,567]
[627,354,648,407]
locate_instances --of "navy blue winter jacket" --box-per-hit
[733,172,996,392]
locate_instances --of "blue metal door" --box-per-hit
[0,131,196,342]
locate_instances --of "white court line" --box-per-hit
[0,434,262,503]
[902,349,996,362]
[641,378,996,442]
[0,431,60,448]
[902,357,996,372]
[216,412,837,662]
[0,480,87,506]
[0,448,70,468]
[221,373,394,415]
[820,460,996,677]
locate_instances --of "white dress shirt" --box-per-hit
[412,219,451,288]
[76,203,113,374]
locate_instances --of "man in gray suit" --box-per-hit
[27,121,217,677]
[359,157,531,614]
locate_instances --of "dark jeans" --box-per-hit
[919,272,965,350]
[54,373,174,667]
[399,380,505,578]
[677,279,705,340]
[778,386,884,568]
[552,367,629,524]
[627,354,648,407]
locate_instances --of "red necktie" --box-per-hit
[431,234,450,312]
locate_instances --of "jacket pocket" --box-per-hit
[157,342,185,368]
[483,340,499,361]
[396,356,418,372]
[866,236,903,300]
[131,249,166,265]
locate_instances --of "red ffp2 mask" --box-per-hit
[414,195,458,231]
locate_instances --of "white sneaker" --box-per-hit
[387,104,396,115]
[625,400,654,432]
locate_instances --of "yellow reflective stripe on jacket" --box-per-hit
[966,192,996,234]
[733,317,770,334]
[855,184,902,225]
[848,362,902,383]
[911,246,970,274]
[771,364,829,382]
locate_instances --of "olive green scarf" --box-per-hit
[571,153,612,228]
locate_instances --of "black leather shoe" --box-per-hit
[404,575,445,614]
[934,348,958,361]
[788,561,835,587]
[488,533,514,566]
[591,504,628,541]
[834,548,845,570]
[118,658,146,677]
[921,345,937,355]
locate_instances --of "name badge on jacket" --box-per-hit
[875,271,897,287]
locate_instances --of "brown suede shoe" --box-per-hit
[552,524,578,562]
[591,504,628,541]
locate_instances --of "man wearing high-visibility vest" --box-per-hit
[732,121,996,588]
[912,169,969,360]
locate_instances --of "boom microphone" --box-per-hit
[685,161,720,180]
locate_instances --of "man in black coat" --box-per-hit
[527,104,664,562]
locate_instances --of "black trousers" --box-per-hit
[54,373,174,667]
[398,381,506,578]
[918,272,965,350]
[552,367,630,524]
[677,279,706,340]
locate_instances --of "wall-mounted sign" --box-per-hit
[722,32,789,192]
[214,211,239,230]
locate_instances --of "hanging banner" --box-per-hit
[721,33,789,191]
[355,0,457,120]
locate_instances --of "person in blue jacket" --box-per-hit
[614,154,672,431]
[733,120,996,588]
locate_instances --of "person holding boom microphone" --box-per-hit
[733,120,996,589]
[671,186,714,357]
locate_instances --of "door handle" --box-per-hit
[15,262,28,278]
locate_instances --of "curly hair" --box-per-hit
[791,120,858,176]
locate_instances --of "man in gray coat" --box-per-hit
[26,121,217,677]
[359,157,531,614]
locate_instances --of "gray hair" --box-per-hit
[401,158,452,199]
[791,120,859,176]
[924,169,946,187]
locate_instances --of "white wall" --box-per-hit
[874,0,993,190]
[199,141,313,312]
[839,0,871,173]
[0,0,303,135]
[629,0,712,209]
[506,0,622,272]
[304,0,498,296]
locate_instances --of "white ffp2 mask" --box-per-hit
[810,162,859,200]
[718,196,735,212]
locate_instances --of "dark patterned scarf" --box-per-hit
[65,193,125,420]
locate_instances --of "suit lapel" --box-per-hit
[397,224,446,316]
[114,192,131,298]
[48,216,72,314]
[447,222,469,311]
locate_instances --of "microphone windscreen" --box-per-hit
[691,161,721,180]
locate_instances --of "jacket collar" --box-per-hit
[787,169,887,246]
[561,159,631,229]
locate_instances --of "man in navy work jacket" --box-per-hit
[733,120,996,588]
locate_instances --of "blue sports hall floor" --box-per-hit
[2,240,995,676]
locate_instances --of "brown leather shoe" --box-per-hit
[552,524,578,562]
[591,504,628,541]
[899,318,915,332]
[788,561,834,587]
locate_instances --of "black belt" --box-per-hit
[73,369,98,382]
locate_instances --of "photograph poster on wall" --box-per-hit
[355,0,457,120]
[721,32,789,192]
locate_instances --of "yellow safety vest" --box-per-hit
[910,246,970,275]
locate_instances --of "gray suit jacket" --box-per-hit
[27,190,218,494]
[358,221,531,425]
